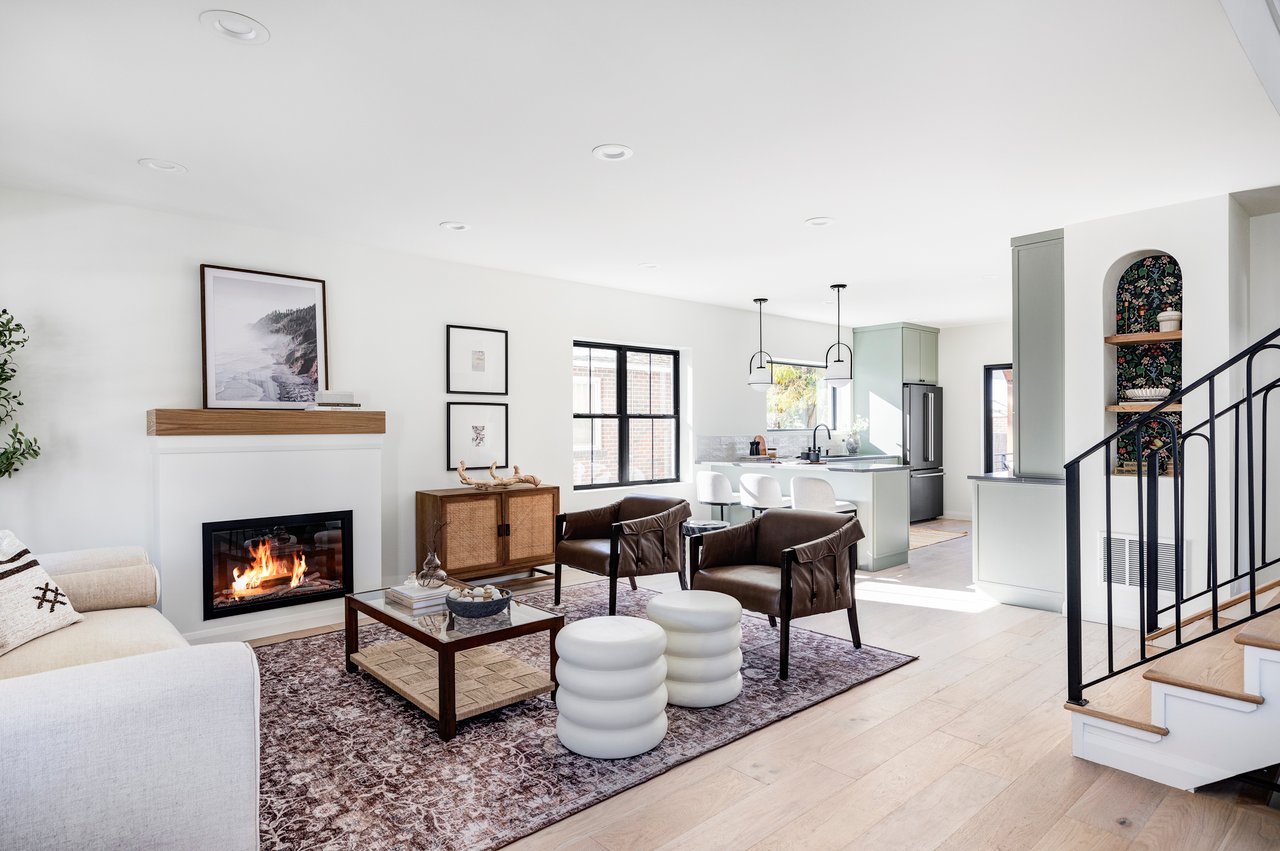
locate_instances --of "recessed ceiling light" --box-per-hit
[438,221,470,232]
[805,217,835,228]
[137,158,188,174]
[592,144,634,162]
[638,263,661,270]
[199,10,270,44]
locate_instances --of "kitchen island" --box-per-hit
[695,459,910,571]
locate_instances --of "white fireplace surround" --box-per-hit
[150,433,383,643]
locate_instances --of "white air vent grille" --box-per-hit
[1098,532,1179,593]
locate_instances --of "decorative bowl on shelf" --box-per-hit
[1123,387,1171,402]
[445,587,511,618]
[1156,310,1182,332]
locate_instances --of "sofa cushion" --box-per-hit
[55,563,159,611]
[692,564,783,616]
[0,531,84,658]
[556,538,612,575]
[617,495,686,522]
[0,607,188,680]
[37,546,151,577]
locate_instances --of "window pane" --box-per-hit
[572,418,619,486]
[572,347,617,415]
[626,351,651,414]
[650,353,676,415]
[629,419,653,481]
[653,418,676,480]
[766,363,828,430]
[989,367,1015,472]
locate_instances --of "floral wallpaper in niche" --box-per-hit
[1114,254,1183,470]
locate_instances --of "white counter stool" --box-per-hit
[646,590,743,707]
[791,476,857,514]
[696,471,739,521]
[739,473,790,516]
[555,616,669,759]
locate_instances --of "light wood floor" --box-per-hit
[500,520,1280,851]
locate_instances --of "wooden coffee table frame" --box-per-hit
[344,594,563,740]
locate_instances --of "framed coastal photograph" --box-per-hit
[446,325,508,395]
[200,265,328,409]
[447,402,508,471]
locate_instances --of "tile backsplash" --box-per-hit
[696,432,855,462]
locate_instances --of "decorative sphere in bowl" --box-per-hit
[445,586,512,618]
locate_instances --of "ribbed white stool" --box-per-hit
[555,616,669,758]
[645,590,743,707]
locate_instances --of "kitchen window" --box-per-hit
[984,363,1015,473]
[766,361,842,431]
[572,343,679,489]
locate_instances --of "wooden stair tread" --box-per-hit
[1143,624,1262,704]
[1146,615,1234,651]
[1145,576,1280,641]
[1235,606,1280,652]
[1065,664,1168,736]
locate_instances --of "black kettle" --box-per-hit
[749,440,761,456]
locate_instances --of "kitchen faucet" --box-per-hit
[806,424,832,460]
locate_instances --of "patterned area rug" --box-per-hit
[255,582,915,850]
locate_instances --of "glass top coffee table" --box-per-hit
[344,587,564,740]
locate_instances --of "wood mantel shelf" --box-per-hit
[147,408,386,436]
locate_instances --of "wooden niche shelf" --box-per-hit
[147,408,386,436]
[1103,330,1182,346]
[1105,403,1183,413]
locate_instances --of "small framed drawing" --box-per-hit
[446,325,508,395]
[447,402,508,471]
[201,265,328,409]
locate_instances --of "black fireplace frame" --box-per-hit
[202,509,354,621]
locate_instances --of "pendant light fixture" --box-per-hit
[824,283,853,387]
[747,297,774,391]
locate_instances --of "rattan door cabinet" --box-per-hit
[415,485,560,583]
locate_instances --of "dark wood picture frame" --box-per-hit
[200,264,329,409]
[446,324,508,395]
[446,402,509,471]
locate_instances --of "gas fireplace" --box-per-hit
[202,510,353,620]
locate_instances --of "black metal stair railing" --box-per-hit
[1066,326,1280,706]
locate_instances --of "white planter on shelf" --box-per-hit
[1157,310,1182,332]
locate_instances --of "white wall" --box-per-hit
[937,320,1012,519]
[0,185,837,584]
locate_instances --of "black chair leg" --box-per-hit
[628,576,638,591]
[553,563,562,605]
[779,614,791,680]
[677,570,688,590]
[608,576,618,615]
[768,615,777,628]
[847,605,862,649]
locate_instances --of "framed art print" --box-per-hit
[201,265,328,409]
[447,402,508,471]
[446,325,508,395]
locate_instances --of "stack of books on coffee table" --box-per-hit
[384,583,451,614]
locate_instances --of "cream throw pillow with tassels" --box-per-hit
[0,530,83,656]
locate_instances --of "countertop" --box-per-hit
[699,459,910,473]
[969,472,1065,486]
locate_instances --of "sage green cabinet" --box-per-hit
[852,322,940,456]
[1011,229,1064,479]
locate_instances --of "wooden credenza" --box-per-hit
[415,485,561,582]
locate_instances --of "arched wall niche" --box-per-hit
[1104,252,1184,471]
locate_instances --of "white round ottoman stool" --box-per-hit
[555,616,669,759]
[645,590,743,708]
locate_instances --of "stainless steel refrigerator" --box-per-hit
[903,383,944,522]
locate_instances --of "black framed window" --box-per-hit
[766,361,841,431]
[984,363,1015,473]
[572,343,680,489]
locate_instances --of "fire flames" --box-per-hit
[230,540,307,598]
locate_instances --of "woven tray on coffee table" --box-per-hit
[351,639,553,721]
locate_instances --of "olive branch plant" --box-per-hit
[0,309,40,478]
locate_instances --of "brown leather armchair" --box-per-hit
[689,509,864,679]
[555,495,693,615]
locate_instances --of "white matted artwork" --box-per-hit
[201,265,328,409]
[447,402,508,471]
[446,325,508,395]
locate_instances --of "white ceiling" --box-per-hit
[3,0,1280,327]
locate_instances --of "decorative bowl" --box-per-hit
[445,588,511,618]
[1124,387,1171,401]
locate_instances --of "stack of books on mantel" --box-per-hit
[384,583,451,614]
[305,390,363,412]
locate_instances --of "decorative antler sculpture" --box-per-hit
[457,461,542,490]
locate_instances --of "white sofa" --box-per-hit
[0,547,260,851]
